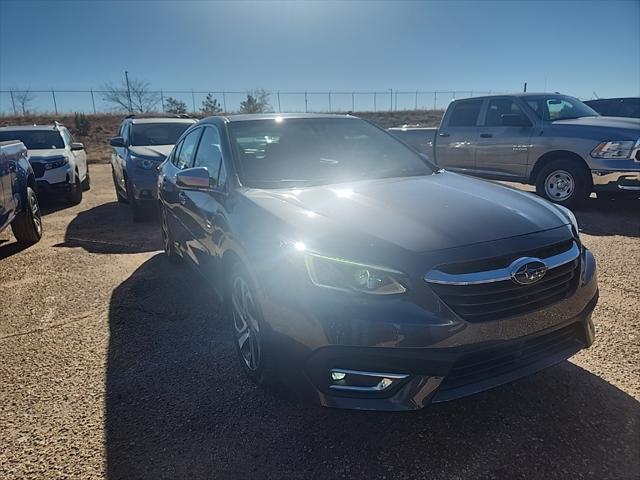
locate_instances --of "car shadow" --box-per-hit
[0,237,33,260]
[55,202,162,254]
[106,254,640,479]
[575,197,640,238]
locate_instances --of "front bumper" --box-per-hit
[592,169,640,192]
[259,242,598,411]
[36,179,73,196]
[127,167,159,203]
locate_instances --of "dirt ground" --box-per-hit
[0,164,638,479]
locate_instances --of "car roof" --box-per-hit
[450,92,575,102]
[222,113,356,122]
[0,124,62,131]
[129,117,196,124]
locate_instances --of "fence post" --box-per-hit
[389,89,392,112]
[160,89,165,112]
[277,91,281,113]
[394,90,398,111]
[191,90,196,113]
[90,89,96,114]
[52,89,58,115]
[351,92,354,111]
[373,92,376,112]
[433,91,437,110]
[222,90,227,112]
[304,91,308,113]
[10,89,17,115]
[328,91,331,113]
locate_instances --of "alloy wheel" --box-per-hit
[231,277,262,371]
[30,191,42,236]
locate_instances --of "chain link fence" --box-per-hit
[0,89,505,115]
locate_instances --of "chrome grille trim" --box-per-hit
[424,241,580,286]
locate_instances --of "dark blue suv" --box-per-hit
[0,140,42,246]
[109,115,195,221]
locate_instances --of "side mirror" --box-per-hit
[501,114,532,127]
[176,167,213,190]
[109,137,126,148]
[70,142,84,151]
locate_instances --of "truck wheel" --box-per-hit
[535,160,590,207]
[81,166,91,191]
[112,170,128,204]
[65,174,83,205]
[11,187,43,245]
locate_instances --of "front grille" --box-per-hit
[437,322,584,395]
[31,162,45,178]
[426,241,580,322]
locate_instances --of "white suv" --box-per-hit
[0,123,89,205]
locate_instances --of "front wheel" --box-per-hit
[65,174,83,205]
[535,160,590,207]
[160,206,180,263]
[11,187,43,244]
[81,166,91,191]
[226,263,275,385]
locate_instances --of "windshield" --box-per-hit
[228,118,434,188]
[525,95,599,121]
[130,123,192,146]
[0,130,65,150]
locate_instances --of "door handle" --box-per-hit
[438,133,450,137]
[480,133,493,138]
[178,191,187,205]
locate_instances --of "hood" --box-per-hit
[553,116,640,134]
[242,172,569,255]
[28,148,67,160]
[128,145,173,159]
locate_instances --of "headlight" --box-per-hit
[44,156,69,170]
[555,204,579,237]
[304,252,407,295]
[591,141,635,159]
[132,155,158,170]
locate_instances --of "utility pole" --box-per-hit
[90,89,96,114]
[10,89,16,115]
[191,90,196,113]
[124,71,133,112]
[52,89,58,115]
[277,91,281,113]
[222,90,227,112]
[523,82,527,93]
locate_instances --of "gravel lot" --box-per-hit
[1,164,638,480]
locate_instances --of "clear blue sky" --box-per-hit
[1,0,638,113]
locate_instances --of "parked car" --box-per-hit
[0,140,42,245]
[389,93,640,206]
[0,123,89,205]
[109,115,196,221]
[585,97,640,119]
[158,113,598,411]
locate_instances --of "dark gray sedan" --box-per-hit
[157,113,598,411]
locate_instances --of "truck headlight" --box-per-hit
[304,253,407,295]
[43,156,69,170]
[591,141,635,159]
[132,155,158,170]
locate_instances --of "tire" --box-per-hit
[125,179,146,222]
[112,170,128,204]
[225,261,275,385]
[535,160,590,207]
[65,174,83,205]
[11,187,43,245]
[160,205,180,263]
[81,166,91,191]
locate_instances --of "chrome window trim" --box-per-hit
[424,241,580,286]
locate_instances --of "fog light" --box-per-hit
[331,371,346,381]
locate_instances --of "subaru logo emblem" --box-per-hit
[510,257,548,285]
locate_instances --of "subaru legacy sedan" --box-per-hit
[158,113,598,411]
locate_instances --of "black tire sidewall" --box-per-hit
[66,174,83,205]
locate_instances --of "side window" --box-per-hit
[448,100,483,127]
[485,99,529,126]
[121,123,130,143]
[174,129,201,170]
[192,127,223,181]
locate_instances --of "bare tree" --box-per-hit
[101,77,160,113]
[239,88,272,113]
[13,89,37,115]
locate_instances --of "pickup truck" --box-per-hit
[389,93,640,206]
[0,140,43,245]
